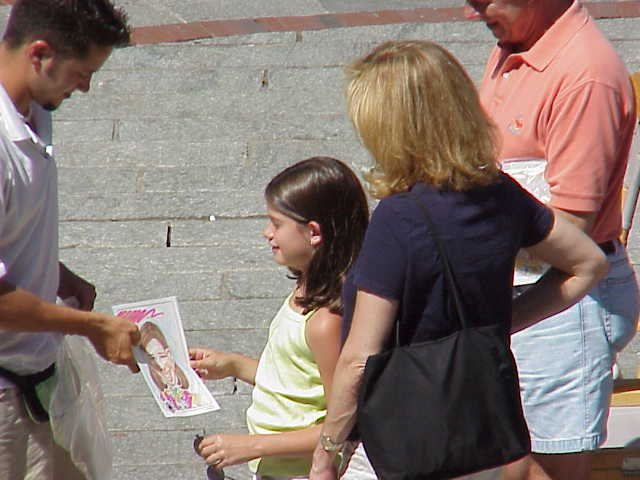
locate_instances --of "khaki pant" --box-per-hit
[0,387,86,480]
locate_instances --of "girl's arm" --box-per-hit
[511,212,609,333]
[305,306,343,403]
[197,425,325,468]
[189,348,258,385]
[310,291,397,480]
[196,307,343,468]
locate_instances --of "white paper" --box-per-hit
[501,157,551,286]
[112,296,220,417]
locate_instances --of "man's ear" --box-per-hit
[26,40,55,70]
[308,221,323,247]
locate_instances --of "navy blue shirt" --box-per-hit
[342,173,553,345]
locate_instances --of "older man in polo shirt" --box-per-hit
[0,1,141,478]
[467,0,639,479]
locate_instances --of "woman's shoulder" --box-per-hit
[367,192,423,240]
[372,186,437,219]
[494,172,551,213]
[495,171,536,196]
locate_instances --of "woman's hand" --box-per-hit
[188,348,235,380]
[310,444,338,480]
[197,433,260,468]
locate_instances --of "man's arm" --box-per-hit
[551,207,596,235]
[542,79,632,238]
[0,280,140,372]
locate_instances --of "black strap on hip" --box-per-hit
[0,363,56,422]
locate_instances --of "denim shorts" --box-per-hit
[511,242,639,453]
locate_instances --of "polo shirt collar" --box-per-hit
[0,82,31,143]
[501,0,589,72]
[0,83,52,157]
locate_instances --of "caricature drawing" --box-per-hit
[140,321,194,412]
[113,296,219,417]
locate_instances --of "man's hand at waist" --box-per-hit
[57,262,96,311]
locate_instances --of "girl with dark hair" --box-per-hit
[189,156,369,479]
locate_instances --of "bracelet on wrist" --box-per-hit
[320,434,344,453]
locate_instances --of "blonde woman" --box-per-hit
[309,41,609,480]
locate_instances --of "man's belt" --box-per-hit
[598,240,616,255]
[0,363,56,423]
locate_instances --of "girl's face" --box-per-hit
[263,204,315,272]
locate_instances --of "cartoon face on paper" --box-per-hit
[146,337,178,386]
[139,322,189,391]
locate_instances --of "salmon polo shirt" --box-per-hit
[480,0,636,244]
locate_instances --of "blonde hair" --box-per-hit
[346,40,501,198]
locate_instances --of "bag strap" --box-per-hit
[0,363,55,390]
[408,191,470,330]
[0,365,23,388]
[0,364,55,423]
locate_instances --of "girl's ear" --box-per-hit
[308,221,323,247]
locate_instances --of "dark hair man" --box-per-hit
[0,1,140,478]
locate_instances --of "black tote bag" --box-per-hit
[356,194,530,480]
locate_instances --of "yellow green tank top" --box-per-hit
[246,294,325,476]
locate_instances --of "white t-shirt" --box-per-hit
[0,84,61,381]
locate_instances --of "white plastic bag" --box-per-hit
[49,334,113,480]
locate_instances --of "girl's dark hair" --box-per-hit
[265,157,369,315]
[4,0,130,58]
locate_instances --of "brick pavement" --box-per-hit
[128,2,640,45]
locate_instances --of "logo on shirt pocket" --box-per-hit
[507,115,524,135]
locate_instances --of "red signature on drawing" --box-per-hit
[116,308,165,324]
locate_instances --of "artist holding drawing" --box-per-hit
[189,157,372,479]
[0,1,139,478]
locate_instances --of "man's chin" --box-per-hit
[487,24,508,43]
[42,103,59,112]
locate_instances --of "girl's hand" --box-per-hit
[197,433,259,468]
[188,348,235,380]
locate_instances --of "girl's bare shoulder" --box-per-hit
[306,306,342,348]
